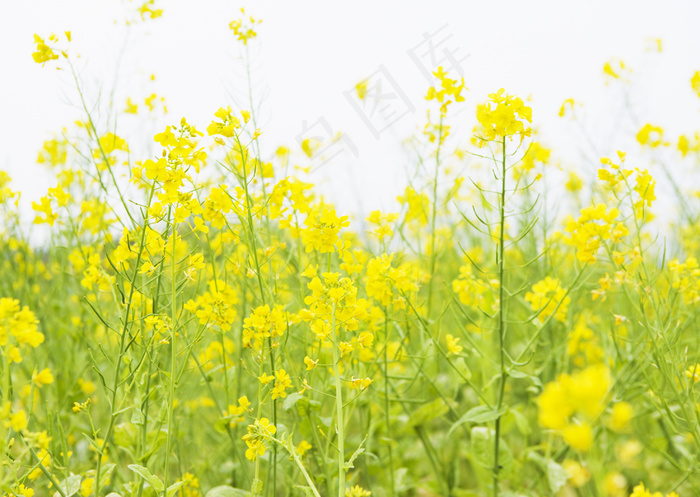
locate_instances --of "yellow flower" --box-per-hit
[32,368,54,387]
[636,123,665,148]
[629,482,678,497]
[242,417,277,461]
[685,363,700,382]
[475,88,532,142]
[11,484,34,497]
[32,34,60,64]
[537,365,610,450]
[562,460,589,487]
[609,402,634,431]
[564,203,623,263]
[296,440,312,456]
[346,485,371,497]
[603,59,630,81]
[445,334,463,356]
[692,70,700,98]
[272,369,292,399]
[425,66,467,114]
[562,422,592,451]
[559,98,577,118]
[8,346,22,363]
[603,472,627,497]
[80,477,94,497]
[125,97,138,114]
[304,356,318,370]
[259,373,274,385]
[356,79,369,100]
[10,409,28,431]
[397,187,429,226]
[301,207,349,253]
[229,9,261,45]
[350,377,372,390]
[524,277,570,323]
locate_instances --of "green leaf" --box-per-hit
[138,429,168,463]
[454,357,472,380]
[508,370,542,387]
[53,474,81,497]
[510,408,532,436]
[343,434,368,471]
[546,459,567,493]
[293,485,315,497]
[407,398,449,427]
[507,370,528,379]
[449,405,507,435]
[470,427,513,476]
[82,434,105,456]
[214,416,233,433]
[282,392,304,411]
[166,481,188,497]
[131,406,145,425]
[526,452,566,493]
[205,485,251,497]
[128,464,164,492]
[114,422,138,448]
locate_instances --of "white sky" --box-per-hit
[2,0,700,223]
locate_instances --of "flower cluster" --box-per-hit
[567,315,604,367]
[300,207,349,253]
[629,482,678,497]
[537,364,611,451]
[668,257,700,304]
[301,272,369,337]
[229,8,262,45]
[476,89,532,143]
[425,66,466,114]
[185,281,239,332]
[242,304,288,348]
[397,187,429,226]
[365,253,420,309]
[452,263,493,311]
[242,417,276,461]
[31,32,70,65]
[524,277,570,323]
[636,123,666,148]
[564,204,626,263]
[0,298,44,353]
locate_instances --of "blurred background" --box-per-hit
[2,0,699,224]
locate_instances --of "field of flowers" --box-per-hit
[2,6,700,497]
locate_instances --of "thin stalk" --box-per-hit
[163,221,178,496]
[427,114,444,317]
[331,302,345,497]
[383,306,395,497]
[0,345,9,482]
[493,136,507,497]
[94,186,155,496]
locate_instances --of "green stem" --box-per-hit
[273,436,322,497]
[493,136,507,497]
[0,344,9,482]
[427,114,444,317]
[95,185,155,496]
[383,307,395,497]
[331,302,345,497]
[163,220,178,496]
